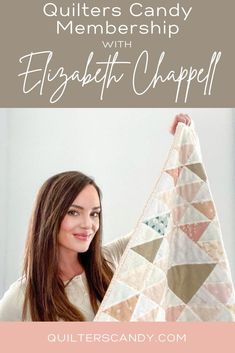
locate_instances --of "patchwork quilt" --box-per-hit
[94,123,235,321]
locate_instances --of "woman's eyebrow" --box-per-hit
[70,205,101,210]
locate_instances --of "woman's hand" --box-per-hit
[169,114,192,135]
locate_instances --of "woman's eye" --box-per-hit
[67,210,79,216]
[91,212,100,218]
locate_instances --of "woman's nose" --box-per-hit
[80,215,92,229]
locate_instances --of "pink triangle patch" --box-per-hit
[166,305,186,321]
[205,283,233,304]
[165,167,183,186]
[180,222,210,242]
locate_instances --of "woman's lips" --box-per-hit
[73,233,91,241]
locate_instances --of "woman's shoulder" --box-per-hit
[1,277,26,300]
[0,277,26,321]
[102,232,133,270]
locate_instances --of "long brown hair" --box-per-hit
[22,171,113,321]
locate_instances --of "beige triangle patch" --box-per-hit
[180,204,209,224]
[197,240,224,262]
[131,238,163,263]
[105,295,139,321]
[167,264,216,303]
[186,163,207,181]
[192,201,215,220]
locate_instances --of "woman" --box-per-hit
[0,114,191,321]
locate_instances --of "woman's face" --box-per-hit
[58,184,101,255]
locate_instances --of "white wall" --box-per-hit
[0,108,234,296]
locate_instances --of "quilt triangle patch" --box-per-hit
[176,181,203,202]
[118,263,153,291]
[186,163,207,181]
[187,149,201,164]
[165,288,185,306]
[197,240,224,262]
[205,283,233,304]
[215,307,235,321]
[191,201,215,220]
[131,223,164,247]
[180,204,209,224]
[131,238,163,263]
[199,220,220,241]
[177,306,201,321]
[167,263,216,303]
[165,167,183,185]
[226,305,235,315]
[94,312,119,322]
[120,249,151,272]
[202,263,227,283]
[132,294,159,320]
[188,284,222,306]
[172,205,188,224]
[157,172,175,192]
[154,257,168,272]
[160,189,185,208]
[176,165,202,186]
[192,182,212,203]
[169,229,214,265]
[164,148,180,169]
[145,266,166,287]
[143,214,170,236]
[178,144,194,164]
[143,279,166,304]
[189,304,222,321]
[103,280,140,308]
[179,222,210,242]
[104,295,139,321]
[166,305,186,321]
[150,198,170,215]
[136,307,160,321]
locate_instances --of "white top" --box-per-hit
[0,234,131,321]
